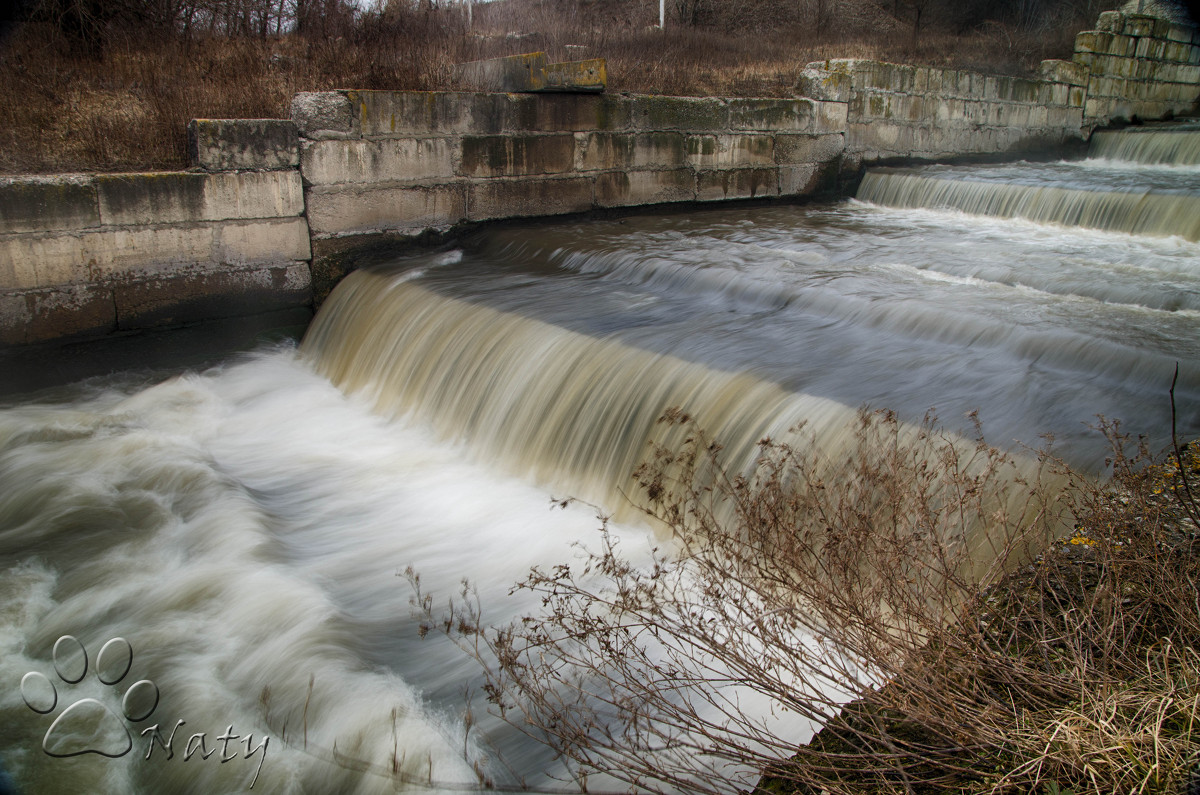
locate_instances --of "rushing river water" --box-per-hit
[1,125,1198,794]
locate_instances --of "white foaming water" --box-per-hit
[0,350,662,794]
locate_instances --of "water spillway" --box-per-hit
[1088,126,1200,167]
[1,125,1198,794]
[857,125,1200,240]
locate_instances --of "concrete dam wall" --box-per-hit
[1,9,1197,346]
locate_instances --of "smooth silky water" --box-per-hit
[1,128,1198,794]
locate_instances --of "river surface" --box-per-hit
[1,126,1198,794]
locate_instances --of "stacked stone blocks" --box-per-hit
[294,90,849,241]
[1073,11,1200,124]
[798,60,1087,164]
[0,121,310,344]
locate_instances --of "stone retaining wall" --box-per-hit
[1075,10,1200,124]
[799,10,1198,167]
[0,147,311,345]
[797,60,1087,166]
[293,90,848,244]
[1,10,1197,348]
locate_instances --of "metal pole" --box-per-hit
[660,0,665,28]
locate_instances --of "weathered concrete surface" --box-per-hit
[455,52,607,93]
[1073,11,1200,124]
[188,119,300,171]
[301,138,457,185]
[1,172,312,345]
[95,172,304,225]
[298,91,851,246]
[305,184,467,235]
[803,59,1089,165]
[594,169,696,207]
[544,59,606,92]
[456,52,551,92]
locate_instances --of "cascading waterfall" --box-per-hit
[1089,127,1200,166]
[855,168,1200,240]
[856,126,1200,239]
[1,124,1197,795]
[301,272,871,521]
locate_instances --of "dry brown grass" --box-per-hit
[0,0,1113,174]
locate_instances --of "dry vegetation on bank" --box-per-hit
[414,409,1200,795]
[0,0,1123,173]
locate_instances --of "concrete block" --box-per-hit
[1038,60,1089,86]
[93,172,201,227]
[1162,40,1192,62]
[1038,82,1072,106]
[1165,23,1197,43]
[924,67,946,94]
[0,176,99,234]
[455,53,606,93]
[503,93,631,132]
[351,90,483,136]
[1096,11,1124,32]
[857,62,917,93]
[1085,96,1120,120]
[1173,63,1200,83]
[911,67,931,93]
[0,234,41,288]
[847,121,911,155]
[855,91,893,120]
[188,119,300,171]
[1048,106,1084,130]
[306,183,467,236]
[773,133,844,165]
[795,64,851,102]
[574,132,687,171]
[543,59,606,92]
[728,98,815,132]
[629,96,728,131]
[459,134,576,177]
[202,172,306,220]
[594,169,695,207]
[1075,31,1099,54]
[292,92,358,139]
[1009,104,1032,126]
[1135,36,1166,59]
[778,164,824,195]
[215,218,312,264]
[1107,34,1138,57]
[696,168,778,201]
[1069,86,1086,107]
[468,177,594,221]
[456,52,550,91]
[814,100,849,132]
[686,134,774,168]
[5,216,312,290]
[301,138,456,185]
[0,284,116,345]
[1,226,214,287]
[935,98,967,124]
[113,262,311,331]
[96,172,304,226]
[982,76,1001,101]
[1124,14,1156,37]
